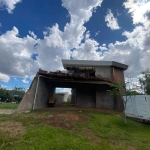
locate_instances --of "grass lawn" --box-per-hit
[0,107,150,150]
[0,103,19,109]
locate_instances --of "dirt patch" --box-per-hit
[81,128,101,144]
[47,112,85,130]
[0,109,15,114]
[0,121,25,137]
[110,140,137,150]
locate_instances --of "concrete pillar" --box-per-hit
[76,88,96,107]
[71,89,76,105]
[17,75,56,112]
[33,77,55,109]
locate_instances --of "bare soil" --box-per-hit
[41,105,123,130]
[0,121,25,137]
[0,109,15,114]
[46,111,86,130]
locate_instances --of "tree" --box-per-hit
[139,69,150,95]
[0,85,25,103]
[107,82,135,124]
[12,86,25,103]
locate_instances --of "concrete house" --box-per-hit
[17,59,128,112]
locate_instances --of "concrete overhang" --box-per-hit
[62,59,128,70]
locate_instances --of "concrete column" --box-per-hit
[17,75,56,112]
[33,77,55,109]
[76,88,96,107]
[71,89,76,105]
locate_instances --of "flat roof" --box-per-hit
[62,59,128,70]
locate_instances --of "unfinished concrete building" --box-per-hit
[17,59,128,112]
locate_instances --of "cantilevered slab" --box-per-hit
[62,59,128,70]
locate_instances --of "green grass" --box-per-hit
[0,108,150,150]
[0,103,19,109]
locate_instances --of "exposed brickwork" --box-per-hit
[112,67,124,83]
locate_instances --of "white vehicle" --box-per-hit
[124,95,150,122]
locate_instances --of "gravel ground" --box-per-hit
[0,109,16,114]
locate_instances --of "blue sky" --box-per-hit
[0,0,150,92]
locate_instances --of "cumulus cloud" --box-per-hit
[124,0,150,24]
[1,0,150,84]
[0,0,21,13]
[0,72,10,82]
[101,0,150,77]
[105,9,120,30]
[56,88,71,94]
[0,27,38,77]
[102,23,150,77]
[72,32,100,60]
[0,0,103,81]
[62,0,102,48]
[36,0,103,71]
[95,31,100,36]
[22,78,29,84]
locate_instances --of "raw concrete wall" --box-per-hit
[17,77,37,112]
[71,89,76,105]
[95,67,112,79]
[17,76,55,112]
[96,87,124,110]
[54,92,69,104]
[33,77,55,109]
[96,88,114,109]
[76,88,96,107]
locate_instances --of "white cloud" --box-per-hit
[29,31,37,39]
[0,0,103,80]
[124,0,150,24]
[102,22,150,77]
[36,0,103,71]
[0,23,2,27]
[22,78,29,84]
[95,31,100,36]
[0,0,21,13]
[14,77,19,81]
[105,9,120,30]
[29,75,35,80]
[62,0,102,49]
[0,27,38,77]
[0,72,10,82]
[38,0,149,79]
[1,0,150,83]
[56,88,71,94]
[0,85,7,88]
[72,32,100,60]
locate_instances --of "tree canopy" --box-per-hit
[139,69,150,95]
[0,86,25,103]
